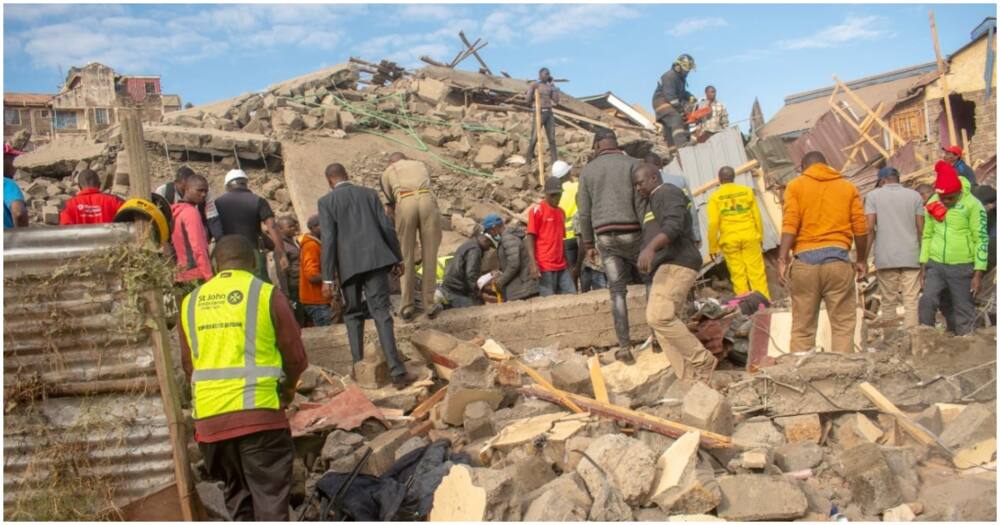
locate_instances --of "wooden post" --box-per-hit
[930,10,958,147]
[961,128,971,164]
[146,292,201,521]
[534,88,546,187]
[691,159,760,197]
[588,356,609,403]
[120,108,151,199]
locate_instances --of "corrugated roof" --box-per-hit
[759,63,936,139]
[4,93,54,107]
[665,128,781,260]
[786,109,883,171]
[3,224,181,520]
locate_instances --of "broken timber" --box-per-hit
[588,356,610,403]
[691,159,760,197]
[857,382,942,449]
[520,386,734,449]
[516,361,585,413]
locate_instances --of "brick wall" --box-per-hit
[924,89,996,168]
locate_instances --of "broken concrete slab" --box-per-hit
[463,400,495,441]
[602,345,675,407]
[410,329,485,380]
[834,412,883,449]
[716,475,809,521]
[430,464,488,521]
[266,63,358,96]
[731,417,787,448]
[353,351,389,389]
[774,441,824,472]
[415,77,451,104]
[320,429,364,462]
[575,433,656,506]
[13,138,107,178]
[361,426,411,476]
[838,443,903,515]
[143,124,279,159]
[647,431,720,514]
[939,401,996,450]
[523,474,591,521]
[775,413,822,444]
[473,145,505,167]
[681,381,733,435]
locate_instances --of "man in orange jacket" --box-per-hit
[778,151,868,353]
[299,215,332,326]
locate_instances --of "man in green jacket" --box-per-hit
[918,162,988,335]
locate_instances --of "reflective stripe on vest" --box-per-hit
[644,211,656,224]
[181,270,281,420]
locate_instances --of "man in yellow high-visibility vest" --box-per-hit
[707,166,770,299]
[179,235,308,521]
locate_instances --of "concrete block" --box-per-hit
[731,417,786,448]
[338,111,357,131]
[361,427,411,476]
[835,413,883,449]
[939,402,996,450]
[473,144,505,167]
[42,205,60,225]
[353,354,389,389]
[883,503,916,522]
[320,429,364,462]
[416,77,450,104]
[550,359,591,395]
[648,431,720,514]
[420,126,451,147]
[716,475,808,520]
[463,400,495,441]
[444,136,472,156]
[775,414,822,444]
[740,449,769,470]
[441,359,503,426]
[395,436,429,462]
[838,443,902,515]
[681,381,733,435]
[774,441,824,472]
[575,433,656,506]
[602,344,675,406]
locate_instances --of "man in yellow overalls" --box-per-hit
[179,235,308,521]
[381,152,442,321]
[707,166,770,299]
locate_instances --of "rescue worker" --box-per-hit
[59,169,124,225]
[651,54,696,148]
[440,232,495,308]
[707,166,769,299]
[633,163,715,380]
[381,152,442,320]
[178,234,307,521]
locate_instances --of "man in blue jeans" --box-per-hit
[528,177,577,296]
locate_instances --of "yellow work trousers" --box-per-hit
[396,195,441,314]
[721,239,770,300]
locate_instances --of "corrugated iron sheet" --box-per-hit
[787,109,883,171]
[3,224,177,519]
[667,128,781,260]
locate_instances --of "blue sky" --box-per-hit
[3,3,996,127]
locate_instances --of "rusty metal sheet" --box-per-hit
[289,383,387,437]
[787,109,882,171]
[3,224,178,520]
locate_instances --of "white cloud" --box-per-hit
[526,4,640,43]
[397,5,461,22]
[667,17,728,37]
[778,16,888,50]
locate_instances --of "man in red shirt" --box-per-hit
[59,169,123,225]
[528,176,577,296]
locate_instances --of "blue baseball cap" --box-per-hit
[877,167,899,180]
[481,214,504,230]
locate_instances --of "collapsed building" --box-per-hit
[3,22,997,523]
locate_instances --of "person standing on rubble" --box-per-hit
[918,161,988,335]
[651,54,696,148]
[319,163,415,389]
[692,85,729,142]
[170,174,213,284]
[156,165,222,239]
[707,166,770,299]
[552,160,580,278]
[300,214,335,327]
[178,234,307,522]
[525,67,560,166]
[528,177,577,296]
[778,151,868,353]
[275,215,304,326]
[4,144,28,229]
[633,163,716,380]
[942,145,977,187]
[381,152,442,321]
[577,128,643,363]
[644,152,701,247]
[59,169,124,225]
[214,169,287,283]
[864,167,924,330]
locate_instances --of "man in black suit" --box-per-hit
[318,163,414,389]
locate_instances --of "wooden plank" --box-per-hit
[121,109,151,199]
[534,89,546,187]
[690,159,760,197]
[516,361,584,413]
[929,11,957,147]
[832,76,925,163]
[410,386,448,420]
[521,386,733,449]
[857,382,938,446]
[551,107,645,131]
[459,31,493,75]
[588,356,609,403]
[828,102,892,159]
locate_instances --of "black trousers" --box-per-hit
[199,428,294,521]
[919,260,977,335]
[658,109,690,148]
[527,109,558,165]
[342,266,406,377]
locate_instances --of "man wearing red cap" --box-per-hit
[4,144,28,228]
[942,145,977,186]
[918,161,988,335]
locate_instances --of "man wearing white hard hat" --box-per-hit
[214,169,288,283]
[552,160,580,283]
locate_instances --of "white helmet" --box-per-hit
[551,160,572,179]
[224,169,248,185]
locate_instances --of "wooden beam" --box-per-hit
[690,159,760,197]
[828,102,892,160]
[410,386,448,420]
[420,56,449,68]
[588,356,609,403]
[550,107,646,131]
[516,361,584,413]
[832,76,925,163]
[459,31,493,75]
[120,109,150,199]
[520,386,734,449]
[857,382,939,447]
[929,10,957,147]
[534,89,546,187]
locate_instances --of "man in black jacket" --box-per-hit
[651,54,696,148]
[318,163,414,388]
[496,216,540,302]
[634,164,716,381]
[440,219,502,308]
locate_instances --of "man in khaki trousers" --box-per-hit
[381,152,442,320]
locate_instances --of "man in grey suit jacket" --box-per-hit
[319,163,414,389]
